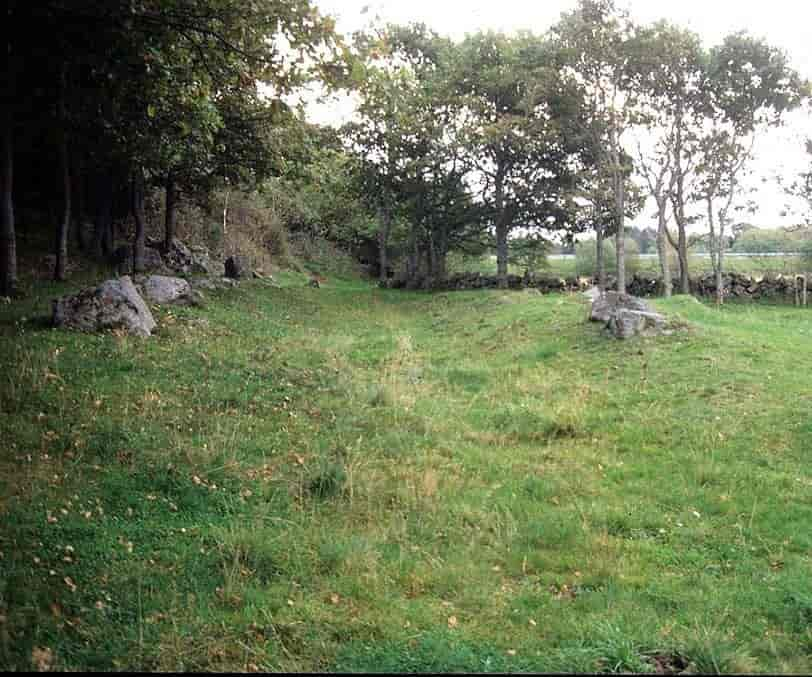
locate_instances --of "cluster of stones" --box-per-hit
[52,239,254,337]
[382,270,809,304]
[381,272,590,292]
[588,290,670,340]
[624,271,809,301]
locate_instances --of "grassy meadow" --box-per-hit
[1,270,812,672]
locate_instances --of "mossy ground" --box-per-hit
[1,271,811,672]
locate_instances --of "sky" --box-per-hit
[300,0,812,229]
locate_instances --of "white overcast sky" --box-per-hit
[301,0,812,228]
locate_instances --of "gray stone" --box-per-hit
[607,309,666,340]
[582,285,602,302]
[191,252,225,277]
[134,274,196,305]
[589,291,652,323]
[190,276,238,291]
[52,276,156,337]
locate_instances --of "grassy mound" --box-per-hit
[1,279,811,672]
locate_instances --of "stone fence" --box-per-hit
[381,270,810,303]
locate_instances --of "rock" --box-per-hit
[582,285,602,302]
[190,276,238,291]
[52,276,156,337]
[191,252,225,277]
[589,291,652,323]
[607,309,666,340]
[225,255,250,279]
[134,274,199,306]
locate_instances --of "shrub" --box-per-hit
[575,237,640,277]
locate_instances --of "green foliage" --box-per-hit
[575,237,640,276]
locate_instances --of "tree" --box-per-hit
[695,32,805,304]
[553,0,641,294]
[626,21,706,295]
[4,0,343,284]
[451,30,586,288]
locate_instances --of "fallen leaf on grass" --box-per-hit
[31,646,54,671]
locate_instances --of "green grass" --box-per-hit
[2,270,812,672]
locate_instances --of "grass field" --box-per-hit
[1,271,812,672]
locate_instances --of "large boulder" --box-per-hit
[52,276,156,337]
[589,291,652,323]
[133,274,200,306]
[589,290,668,340]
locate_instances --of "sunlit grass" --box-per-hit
[1,271,811,672]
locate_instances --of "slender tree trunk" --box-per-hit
[131,167,146,273]
[0,110,16,297]
[610,138,625,294]
[706,196,723,306]
[407,223,419,281]
[494,169,509,289]
[54,64,71,282]
[656,198,671,298]
[495,220,509,288]
[72,159,87,252]
[164,175,177,251]
[378,205,391,283]
[677,222,689,294]
[672,103,690,295]
[55,135,71,281]
[595,221,606,292]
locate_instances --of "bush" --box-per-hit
[575,237,640,277]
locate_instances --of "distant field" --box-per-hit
[2,274,812,672]
[453,253,807,279]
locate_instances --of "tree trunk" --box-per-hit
[131,167,146,273]
[0,110,16,297]
[677,223,689,294]
[72,159,87,252]
[495,220,509,288]
[672,103,691,295]
[494,169,509,289]
[611,139,625,294]
[55,134,71,281]
[407,222,419,281]
[54,64,71,282]
[595,221,606,292]
[656,199,671,298]
[164,175,177,251]
[377,205,391,283]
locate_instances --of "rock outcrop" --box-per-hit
[52,276,156,337]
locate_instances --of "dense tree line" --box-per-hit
[2,0,809,300]
[2,0,343,295]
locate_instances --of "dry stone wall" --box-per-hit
[382,270,809,303]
